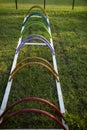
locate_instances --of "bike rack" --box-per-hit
[0,5,69,130]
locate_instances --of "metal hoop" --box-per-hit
[0,97,65,120]
[9,62,59,81]
[0,109,66,130]
[23,12,49,26]
[16,34,54,54]
[20,21,51,37]
[25,5,48,17]
[11,56,58,78]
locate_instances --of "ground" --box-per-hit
[0,0,87,129]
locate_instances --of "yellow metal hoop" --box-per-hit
[25,5,48,17]
[10,62,59,82]
[11,56,58,77]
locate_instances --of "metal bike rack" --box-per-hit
[0,5,69,130]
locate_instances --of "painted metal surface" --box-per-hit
[16,34,54,54]
[25,5,48,17]
[0,7,68,129]
[47,18,69,130]
[0,97,65,120]
[23,12,49,26]
[47,18,65,114]
[10,56,58,77]
[9,62,59,81]
[20,21,51,37]
[0,109,66,130]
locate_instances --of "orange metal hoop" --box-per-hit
[25,5,48,17]
[11,56,58,78]
[10,61,59,81]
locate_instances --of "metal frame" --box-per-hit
[0,7,68,130]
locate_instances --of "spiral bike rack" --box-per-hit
[0,5,69,130]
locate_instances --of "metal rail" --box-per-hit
[0,17,27,117]
[47,18,68,130]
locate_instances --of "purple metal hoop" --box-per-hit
[16,34,55,54]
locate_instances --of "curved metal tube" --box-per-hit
[9,62,59,81]
[11,56,58,77]
[16,35,54,54]
[25,5,48,17]
[20,21,51,37]
[0,97,65,120]
[23,12,49,26]
[17,34,51,51]
[0,108,66,130]
[19,34,50,46]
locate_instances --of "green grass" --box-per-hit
[50,10,87,130]
[0,1,87,130]
[0,0,87,5]
[0,0,87,11]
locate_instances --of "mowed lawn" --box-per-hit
[0,1,87,129]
